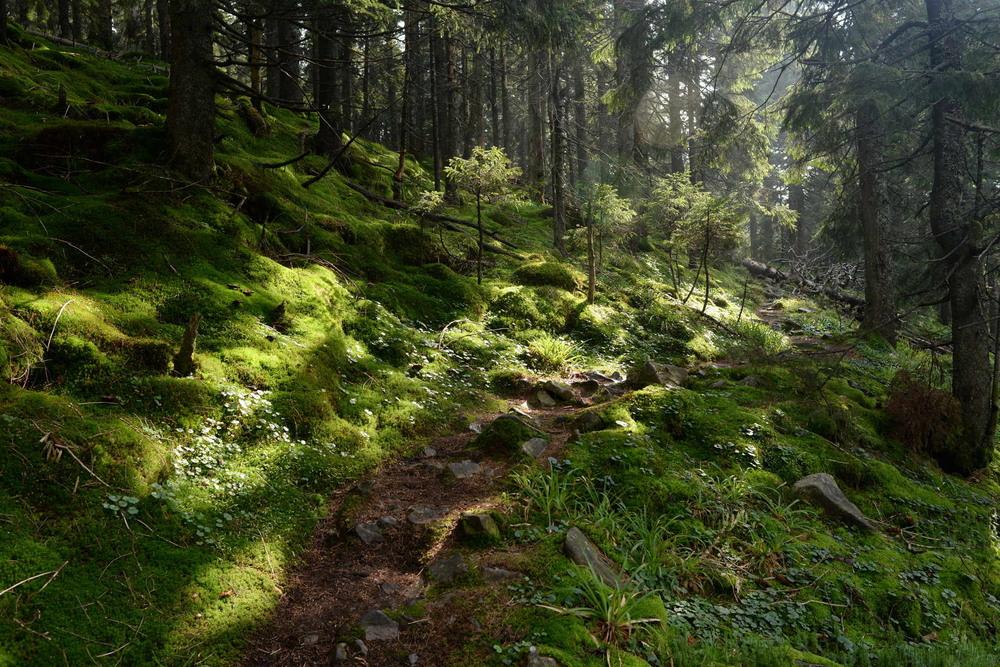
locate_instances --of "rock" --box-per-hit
[360,610,399,641]
[459,512,501,542]
[610,371,624,382]
[408,654,419,665]
[710,379,728,389]
[426,554,469,584]
[572,379,602,396]
[421,446,437,458]
[521,437,548,458]
[447,460,482,479]
[378,516,399,528]
[793,473,875,532]
[301,633,320,646]
[627,359,688,389]
[334,642,349,662]
[356,521,384,545]
[574,411,606,434]
[584,370,617,384]
[739,375,763,387]
[539,380,575,402]
[532,390,558,408]
[525,647,560,666]
[408,506,444,525]
[474,413,546,455]
[483,566,523,581]
[564,526,623,587]
[353,639,368,655]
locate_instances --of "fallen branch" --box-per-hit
[742,258,865,308]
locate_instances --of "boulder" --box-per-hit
[459,512,501,543]
[447,460,482,480]
[539,380,575,402]
[408,506,444,525]
[425,554,469,584]
[521,437,548,458]
[532,390,558,408]
[360,610,399,641]
[573,410,606,434]
[355,521,384,545]
[525,647,560,666]
[563,526,623,587]
[793,473,875,532]
[627,359,688,389]
[483,566,523,581]
[474,413,546,455]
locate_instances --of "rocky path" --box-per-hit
[242,377,612,667]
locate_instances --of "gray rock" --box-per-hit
[426,554,469,584]
[353,639,368,655]
[564,526,623,587]
[301,633,320,646]
[525,647,560,666]
[533,390,558,408]
[483,566,523,581]
[447,460,482,479]
[421,446,437,458]
[360,610,399,641]
[710,379,728,389]
[507,408,541,428]
[793,473,875,532]
[628,359,688,389]
[356,521,384,545]
[408,506,444,525]
[378,516,399,528]
[334,642,349,662]
[459,512,501,542]
[739,375,763,387]
[574,411,605,434]
[521,437,548,458]
[540,380,575,402]
[408,654,419,665]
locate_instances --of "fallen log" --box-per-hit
[742,258,865,308]
[345,181,522,254]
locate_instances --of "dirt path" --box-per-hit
[242,386,591,666]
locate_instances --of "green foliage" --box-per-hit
[513,261,580,291]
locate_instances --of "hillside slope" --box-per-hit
[1,29,998,667]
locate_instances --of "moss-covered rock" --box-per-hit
[513,261,579,291]
[473,413,546,456]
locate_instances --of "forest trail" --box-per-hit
[242,382,591,666]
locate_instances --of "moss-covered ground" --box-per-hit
[0,27,997,666]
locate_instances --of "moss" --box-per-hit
[513,260,580,291]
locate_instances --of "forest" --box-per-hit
[0,0,999,665]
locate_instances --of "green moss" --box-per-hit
[513,260,580,291]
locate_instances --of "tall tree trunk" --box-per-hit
[441,31,458,200]
[166,0,215,180]
[549,52,566,252]
[489,50,499,147]
[314,0,345,160]
[925,0,993,474]
[789,183,806,258]
[156,0,169,58]
[856,100,896,343]
[0,0,7,43]
[95,0,113,49]
[573,57,587,185]
[339,4,353,133]
[500,51,511,154]
[686,63,701,185]
[668,54,685,173]
[587,216,596,304]
[527,48,546,196]
[142,0,154,52]
[58,0,71,37]
[429,19,442,190]
[248,8,263,109]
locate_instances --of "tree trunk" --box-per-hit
[789,183,806,258]
[476,192,483,285]
[925,0,993,473]
[441,32,458,200]
[500,51,511,154]
[489,50,499,147]
[166,0,215,180]
[156,0,169,58]
[429,19,442,190]
[142,0,154,53]
[856,99,896,343]
[587,217,596,304]
[549,52,566,252]
[527,48,546,196]
[313,1,345,160]
[276,1,302,106]
[58,0,71,38]
[668,54,685,173]
[95,0,113,49]
[248,9,263,110]
[573,58,587,185]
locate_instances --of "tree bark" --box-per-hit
[856,99,897,343]
[94,0,113,49]
[527,48,546,196]
[313,0,345,161]
[166,0,215,180]
[549,52,566,252]
[925,0,993,473]
[573,57,588,185]
[58,0,71,38]
[156,0,169,58]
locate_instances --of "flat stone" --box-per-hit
[301,633,320,646]
[408,654,419,665]
[447,460,482,479]
[360,610,399,641]
[421,446,437,458]
[533,390,558,407]
[710,379,728,388]
[355,521,384,545]
[426,554,469,584]
[540,380,574,402]
[521,437,548,458]
[628,359,688,389]
[793,473,875,532]
[483,566,523,581]
[334,642,349,662]
[564,526,623,587]
[408,506,444,525]
[459,512,501,542]
[378,515,399,528]
[525,647,560,666]
[353,639,368,655]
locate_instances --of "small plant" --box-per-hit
[512,467,577,528]
[524,333,581,372]
[716,319,788,361]
[539,573,661,645]
[886,371,961,459]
